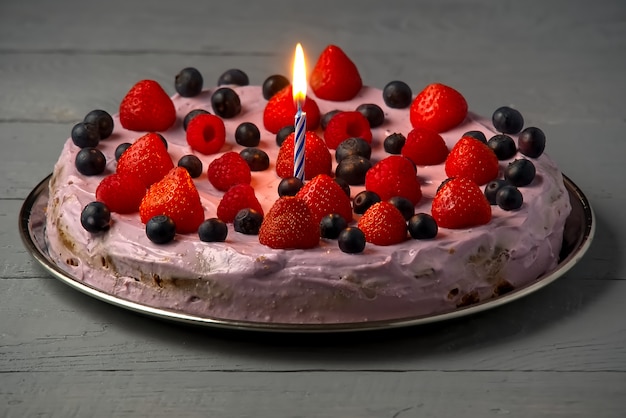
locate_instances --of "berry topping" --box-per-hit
[353,190,381,215]
[83,110,114,139]
[234,209,263,235]
[431,177,491,229]
[338,227,366,254]
[504,159,536,187]
[71,122,100,148]
[258,197,320,249]
[484,179,507,205]
[177,154,203,178]
[321,110,340,130]
[235,122,261,147]
[217,69,249,86]
[183,109,210,131]
[335,137,372,162]
[410,83,468,133]
[382,80,413,109]
[95,173,146,214]
[198,218,228,242]
[488,134,517,160]
[185,113,226,155]
[320,214,348,239]
[175,67,203,97]
[310,44,362,101]
[496,185,524,211]
[211,87,242,118]
[139,167,205,234]
[335,155,372,185]
[323,111,372,150]
[275,131,332,180]
[80,201,111,233]
[356,103,385,128]
[462,130,488,144]
[114,142,131,161]
[262,74,290,100]
[278,177,304,197]
[365,155,422,205]
[119,80,176,132]
[492,106,524,134]
[216,183,264,223]
[117,132,174,187]
[263,85,320,134]
[239,147,270,171]
[518,127,546,158]
[401,127,449,166]
[388,196,415,221]
[445,136,499,185]
[296,174,353,224]
[207,151,251,191]
[408,213,438,240]
[75,147,106,176]
[358,201,407,246]
[146,215,176,244]
[276,125,295,146]
[383,133,406,154]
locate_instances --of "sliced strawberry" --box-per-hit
[116,132,174,187]
[323,111,372,150]
[119,80,176,132]
[262,85,320,134]
[295,174,353,224]
[401,127,449,166]
[310,45,362,101]
[358,201,407,246]
[445,136,499,185]
[365,155,422,205]
[431,177,491,229]
[216,184,264,223]
[139,167,205,234]
[95,173,146,214]
[186,113,226,155]
[258,197,319,249]
[276,131,332,180]
[409,83,468,133]
[207,151,251,192]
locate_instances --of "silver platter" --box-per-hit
[19,174,595,333]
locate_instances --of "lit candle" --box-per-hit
[293,43,307,181]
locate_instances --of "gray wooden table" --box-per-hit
[2,0,625,416]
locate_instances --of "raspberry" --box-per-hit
[323,111,372,150]
[186,113,226,155]
[365,156,422,204]
[95,173,146,214]
[207,152,252,192]
[216,184,264,223]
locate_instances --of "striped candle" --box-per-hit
[293,107,306,181]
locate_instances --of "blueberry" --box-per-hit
[382,80,412,109]
[211,87,242,118]
[353,190,381,214]
[462,130,487,144]
[334,177,351,197]
[235,122,261,147]
[183,109,210,131]
[198,218,228,242]
[505,159,536,187]
[389,196,415,221]
[356,103,385,128]
[320,214,348,239]
[338,227,366,254]
[278,177,304,197]
[80,201,111,233]
[75,147,106,176]
[115,142,132,161]
[335,137,372,162]
[156,133,168,150]
[83,110,114,139]
[217,69,249,86]
[71,122,100,148]
[177,154,203,178]
[484,179,507,205]
[276,125,295,146]
[146,215,176,244]
[518,127,546,158]
[383,133,406,154]
[262,74,290,100]
[408,213,438,239]
[492,106,524,134]
[335,155,372,185]
[496,185,523,211]
[321,110,340,130]
[488,134,517,160]
[175,67,204,97]
[239,147,270,171]
[234,208,263,235]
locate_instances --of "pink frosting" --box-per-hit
[45,85,571,324]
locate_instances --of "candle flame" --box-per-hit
[292,43,307,108]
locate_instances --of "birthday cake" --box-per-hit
[45,45,571,324]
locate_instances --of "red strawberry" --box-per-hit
[216,184,264,223]
[409,83,468,133]
[323,111,372,150]
[258,197,319,249]
[431,177,491,229]
[401,127,449,166]
[310,45,362,101]
[276,131,332,180]
[262,85,321,134]
[207,151,251,192]
[186,113,226,155]
[365,156,422,204]
[139,167,205,234]
[95,173,146,214]
[358,201,407,246]
[445,136,499,185]
[295,174,353,224]
[119,80,176,132]
[117,132,174,187]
